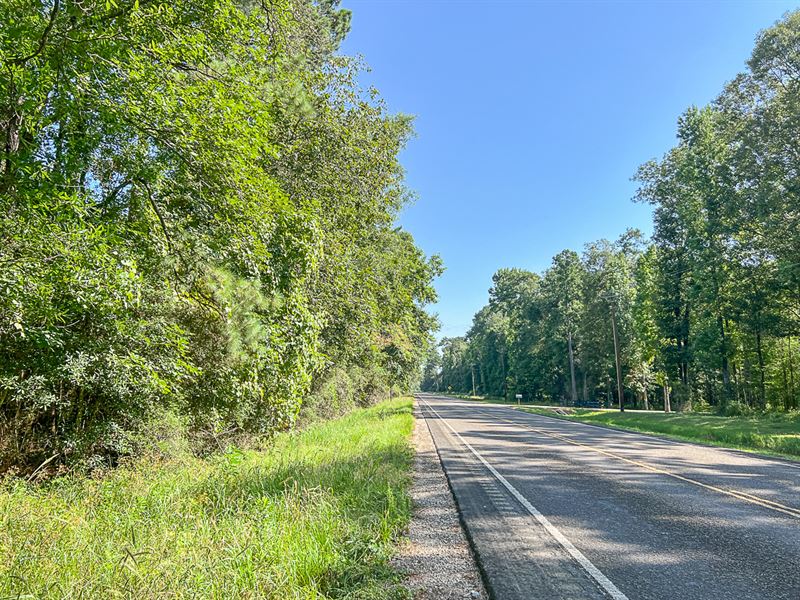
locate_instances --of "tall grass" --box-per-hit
[0,399,414,599]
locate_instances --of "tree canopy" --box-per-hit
[0,0,441,472]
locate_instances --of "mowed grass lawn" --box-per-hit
[0,399,414,599]
[521,406,800,458]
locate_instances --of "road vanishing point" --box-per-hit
[416,393,800,600]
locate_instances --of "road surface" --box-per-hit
[417,393,800,600]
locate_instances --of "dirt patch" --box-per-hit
[392,403,487,600]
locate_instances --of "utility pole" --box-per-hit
[568,330,578,406]
[610,304,624,412]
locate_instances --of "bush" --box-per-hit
[718,402,758,417]
[302,365,398,424]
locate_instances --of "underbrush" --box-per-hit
[300,367,402,424]
[0,398,414,599]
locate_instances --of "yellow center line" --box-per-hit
[476,408,800,520]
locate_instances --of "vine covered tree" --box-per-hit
[0,0,440,471]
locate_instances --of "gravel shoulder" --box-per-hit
[392,401,487,600]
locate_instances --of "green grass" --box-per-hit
[447,393,551,406]
[448,393,503,402]
[0,399,414,600]
[519,406,800,459]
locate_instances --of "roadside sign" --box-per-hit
[515,394,522,399]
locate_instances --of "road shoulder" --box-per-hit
[419,396,614,600]
[392,401,487,600]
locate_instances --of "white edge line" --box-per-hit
[422,398,629,600]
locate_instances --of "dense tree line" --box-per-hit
[0,0,440,472]
[425,12,800,413]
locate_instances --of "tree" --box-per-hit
[0,0,441,472]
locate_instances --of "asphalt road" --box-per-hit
[416,393,800,600]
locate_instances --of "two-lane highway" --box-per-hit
[417,394,800,600]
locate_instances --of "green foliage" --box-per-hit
[0,398,414,598]
[0,1,439,472]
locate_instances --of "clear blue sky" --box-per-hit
[339,0,798,339]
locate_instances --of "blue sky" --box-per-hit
[339,0,798,339]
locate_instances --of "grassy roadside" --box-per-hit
[448,393,505,402]
[448,393,561,407]
[0,398,414,599]
[518,405,800,459]
[446,394,532,408]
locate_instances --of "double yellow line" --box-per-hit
[480,407,800,520]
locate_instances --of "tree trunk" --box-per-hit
[756,331,766,408]
[0,97,23,193]
[499,351,507,398]
[788,337,796,410]
[743,358,752,406]
[719,317,732,405]
[568,331,578,406]
[583,370,588,403]
[782,341,790,411]
[663,380,671,413]
[610,306,624,412]
[471,364,476,397]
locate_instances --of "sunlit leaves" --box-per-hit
[0,0,439,470]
